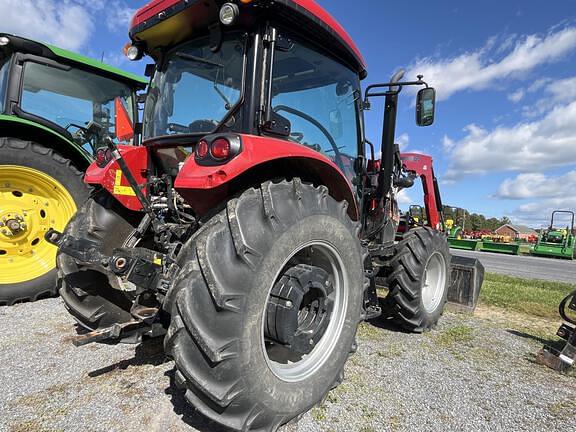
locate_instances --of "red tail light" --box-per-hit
[196,140,210,159]
[95,148,112,168]
[211,138,231,160]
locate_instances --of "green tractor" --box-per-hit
[532,211,575,260]
[0,33,147,305]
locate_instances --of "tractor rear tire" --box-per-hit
[0,138,89,306]
[57,190,139,330]
[164,179,364,432]
[384,227,451,332]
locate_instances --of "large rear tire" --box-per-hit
[164,180,364,431]
[384,227,451,332]
[0,138,89,306]
[57,190,139,330]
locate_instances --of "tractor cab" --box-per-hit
[0,34,147,160]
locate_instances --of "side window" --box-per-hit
[20,62,135,153]
[0,56,11,112]
[271,38,362,181]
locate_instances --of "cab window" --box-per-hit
[20,61,135,151]
[271,37,362,181]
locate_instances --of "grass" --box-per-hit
[479,273,575,320]
[435,325,475,347]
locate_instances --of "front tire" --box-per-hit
[0,138,89,306]
[384,227,451,332]
[165,180,364,431]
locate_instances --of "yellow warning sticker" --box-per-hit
[113,170,136,197]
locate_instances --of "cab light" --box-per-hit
[125,44,143,61]
[196,140,210,159]
[0,36,10,46]
[211,138,231,160]
[220,3,239,26]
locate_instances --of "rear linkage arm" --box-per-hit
[45,229,175,294]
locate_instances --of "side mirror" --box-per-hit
[416,87,436,127]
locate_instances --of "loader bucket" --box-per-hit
[448,238,483,251]
[480,241,520,255]
[447,256,485,313]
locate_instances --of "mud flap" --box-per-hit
[447,256,485,313]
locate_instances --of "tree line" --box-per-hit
[442,206,512,232]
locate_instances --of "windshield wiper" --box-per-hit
[175,52,224,69]
[175,52,232,110]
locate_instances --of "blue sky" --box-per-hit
[1,0,575,227]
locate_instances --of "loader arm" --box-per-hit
[400,152,443,230]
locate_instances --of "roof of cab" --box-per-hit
[0,33,147,88]
[130,0,366,78]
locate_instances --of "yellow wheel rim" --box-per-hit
[0,165,77,284]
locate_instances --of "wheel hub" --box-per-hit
[3,215,27,235]
[0,165,77,284]
[265,264,334,355]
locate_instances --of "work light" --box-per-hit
[220,3,240,26]
[0,36,10,46]
[126,45,143,61]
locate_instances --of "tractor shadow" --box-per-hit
[87,336,170,378]
[164,368,233,432]
[506,329,566,352]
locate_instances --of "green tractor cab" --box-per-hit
[532,211,575,260]
[0,33,147,305]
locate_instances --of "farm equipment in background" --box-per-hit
[0,33,147,305]
[444,207,483,251]
[532,211,575,260]
[537,288,576,372]
[480,234,520,255]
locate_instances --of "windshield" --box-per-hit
[20,61,136,150]
[143,34,245,139]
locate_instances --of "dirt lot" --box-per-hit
[0,298,574,432]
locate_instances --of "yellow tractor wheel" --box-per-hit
[0,139,89,305]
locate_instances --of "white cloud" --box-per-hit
[397,189,412,205]
[511,197,576,228]
[495,171,576,199]
[507,88,525,103]
[407,26,576,100]
[0,0,94,51]
[444,100,576,177]
[545,76,576,104]
[106,4,137,33]
[397,133,410,150]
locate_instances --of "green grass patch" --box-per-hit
[479,273,574,319]
[435,325,474,347]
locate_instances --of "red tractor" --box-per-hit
[47,1,455,430]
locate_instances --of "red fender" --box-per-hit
[84,146,148,211]
[175,134,359,220]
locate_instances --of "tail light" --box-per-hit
[211,138,231,160]
[95,147,112,168]
[196,140,210,159]
[195,135,242,165]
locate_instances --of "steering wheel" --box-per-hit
[273,105,345,167]
[188,119,218,133]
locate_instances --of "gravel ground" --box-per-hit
[0,298,575,432]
